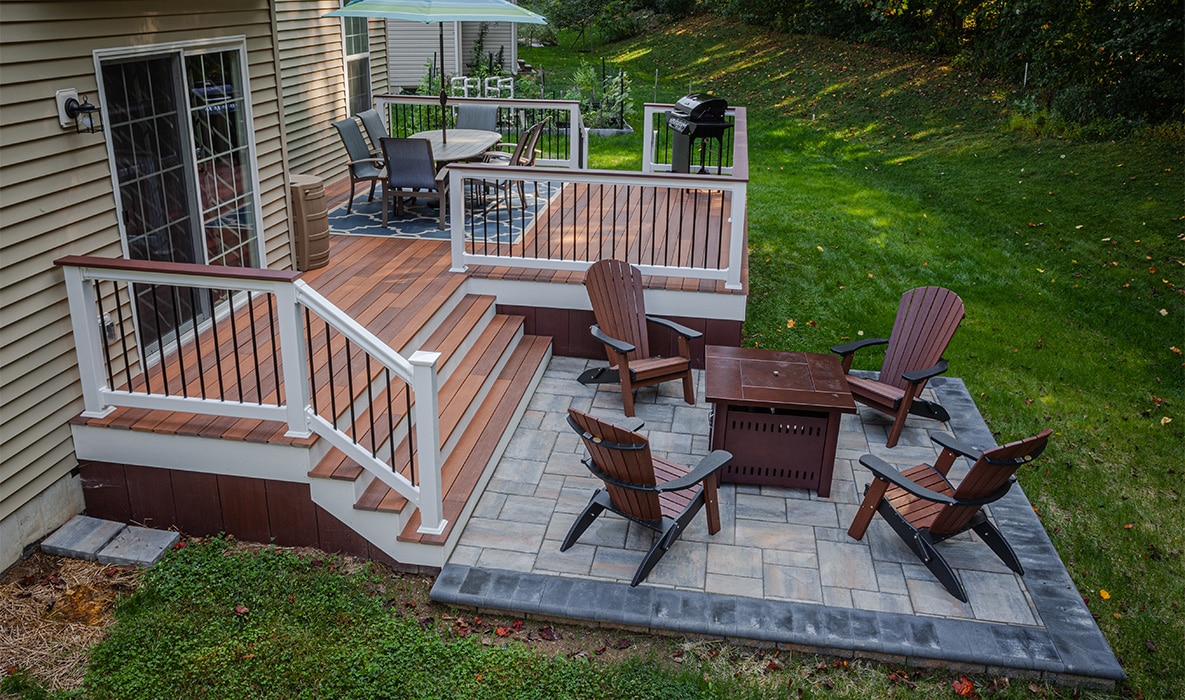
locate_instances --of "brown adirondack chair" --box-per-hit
[578,259,701,417]
[831,286,964,447]
[848,429,1052,602]
[562,409,731,586]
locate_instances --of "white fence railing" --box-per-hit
[55,256,447,535]
[444,107,747,291]
[373,94,587,169]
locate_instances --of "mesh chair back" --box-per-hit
[357,109,388,151]
[380,138,440,191]
[455,103,498,131]
[332,118,381,177]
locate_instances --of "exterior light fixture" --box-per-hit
[55,88,103,135]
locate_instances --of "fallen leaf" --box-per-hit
[1159,309,1168,316]
[1161,417,1172,426]
[1145,640,1157,652]
[816,246,824,252]
[787,319,796,328]
[611,638,632,649]
[1100,590,1111,600]
[539,626,557,641]
[807,320,817,327]
[952,675,977,697]
[495,626,511,637]
[234,604,249,616]
[512,619,524,631]
[595,644,607,655]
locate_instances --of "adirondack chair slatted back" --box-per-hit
[516,118,549,166]
[880,287,964,392]
[586,259,650,364]
[929,429,1052,535]
[568,409,663,522]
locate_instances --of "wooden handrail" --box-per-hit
[55,255,303,283]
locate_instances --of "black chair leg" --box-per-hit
[560,490,609,551]
[632,525,675,586]
[346,181,357,213]
[367,180,377,202]
[972,520,1024,575]
[918,538,968,603]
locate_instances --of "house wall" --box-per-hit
[0,0,292,572]
[387,21,516,90]
[276,0,389,186]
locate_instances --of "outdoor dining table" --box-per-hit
[409,129,502,164]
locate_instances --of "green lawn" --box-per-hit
[5,14,1180,700]
[522,15,1183,699]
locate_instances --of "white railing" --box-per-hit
[443,107,747,291]
[55,256,447,535]
[373,94,587,169]
[642,104,745,176]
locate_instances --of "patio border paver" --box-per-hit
[431,375,1125,686]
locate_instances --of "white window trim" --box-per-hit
[340,12,372,115]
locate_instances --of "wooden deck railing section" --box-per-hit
[444,107,748,291]
[373,94,586,170]
[54,256,448,536]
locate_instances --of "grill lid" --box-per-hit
[674,94,728,121]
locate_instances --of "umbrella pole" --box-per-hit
[439,23,447,144]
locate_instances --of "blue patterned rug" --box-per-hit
[328,182,560,246]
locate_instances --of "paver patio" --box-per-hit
[433,355,1124,687]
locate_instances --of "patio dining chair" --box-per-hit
[455,103,499,131]
[847,428,1052,602]
[562,408,731,586]
[831,286,964,447]
[578,258,701,417]
[379,137,449,230]
[481,117,549,204]
[357,109,389,154]
[332,117,384,214]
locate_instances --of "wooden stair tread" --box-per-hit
[419,294,496,368]
[346,314,525,509]
[313,314,524,497]
[397,334,551,545]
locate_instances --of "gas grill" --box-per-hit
[666,94,732,174]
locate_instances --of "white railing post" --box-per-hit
[62,265,115,418]
[448,168,467,272]
[409,350,446,535]
[726,181,747,290]
[642,105,656,173]
[275,281,312,438]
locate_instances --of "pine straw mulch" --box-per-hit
[0,551,141,693]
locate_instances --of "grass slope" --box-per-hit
[521,15,1183,699]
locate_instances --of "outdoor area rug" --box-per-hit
[328,181,560,246]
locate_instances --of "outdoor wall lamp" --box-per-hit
[55,88,103,134]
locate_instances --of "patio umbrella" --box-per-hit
[326,0,547,144]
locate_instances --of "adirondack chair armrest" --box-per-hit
[858,455,957,506]
[590,324,635,355]
[901,358,949,384]
[830,337,888,357]
[647,315,702,340]
[930,432,987,460]
[657,450,732,492]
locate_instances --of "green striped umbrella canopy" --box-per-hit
[326,0,547,142]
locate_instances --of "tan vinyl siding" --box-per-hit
[277,1,388,187]
[0,1,289,539]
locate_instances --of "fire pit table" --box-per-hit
[705,345,856,497]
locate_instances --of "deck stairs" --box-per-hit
[307,292,552,565]
[69,240,552,570]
